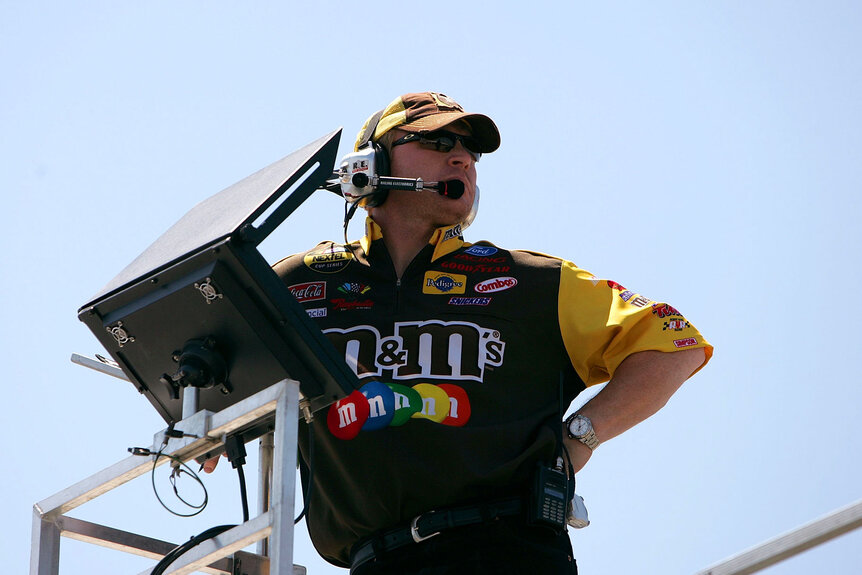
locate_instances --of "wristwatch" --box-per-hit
[565,414,599,450]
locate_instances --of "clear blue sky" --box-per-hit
[3,2,861,573]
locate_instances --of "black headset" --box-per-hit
[353,109,390,207]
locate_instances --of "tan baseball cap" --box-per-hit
[355,92,501,153]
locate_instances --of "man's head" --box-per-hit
[354,92,500,154]
[349,92,500,230]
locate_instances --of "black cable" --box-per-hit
[149,434,251,574]
[150,446,208,518]
[150,524,235,575]
[237,464,250,523]
[294,419,315,524]
[559,372,576,499]
[343,201,360,244]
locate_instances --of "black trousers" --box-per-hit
[350,518,578,575]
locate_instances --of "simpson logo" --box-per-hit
[423,272,466,294]
[463,246,498,257]
[673,337,698,348]
[307,307,327,318]
[303,245,354,273]
[474,276,518,293]
[288,281,326,303]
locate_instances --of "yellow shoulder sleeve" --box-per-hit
[558,261,713,386]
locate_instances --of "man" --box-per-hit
[216,92,712,574]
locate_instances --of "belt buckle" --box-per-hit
[410,513,441,543]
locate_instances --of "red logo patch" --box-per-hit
[474,277,518,293]
[673,338,698,348]
[289,281,326,303]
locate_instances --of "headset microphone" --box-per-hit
[431,180,464,199]
[333,168,466,202]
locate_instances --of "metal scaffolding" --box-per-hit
[30,378,305,575]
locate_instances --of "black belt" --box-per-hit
[350,497,523,570]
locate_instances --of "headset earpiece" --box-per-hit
[372,142,389,178]
[339,108,391,208]
[364,141,390,207]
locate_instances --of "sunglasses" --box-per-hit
[391,130,482,162]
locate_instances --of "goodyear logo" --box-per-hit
[304,245,354,274]
[423,271,467,294]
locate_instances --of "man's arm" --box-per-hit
[564,347,706,473]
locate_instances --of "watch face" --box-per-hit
[570,415,590,436]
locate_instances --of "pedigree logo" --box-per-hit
[288,281,326,303]
[423,272,467,295]
[474,276,518,294]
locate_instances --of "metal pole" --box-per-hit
[269,380,299,575]
[182,386,200,420]
[30,506,60,575]
[695,499,862,575]
[257,432,274,557]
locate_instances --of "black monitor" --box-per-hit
[78,129,360,425]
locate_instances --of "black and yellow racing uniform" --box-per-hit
[273,218,713,567]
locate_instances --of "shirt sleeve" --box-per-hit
[558,260,713,386]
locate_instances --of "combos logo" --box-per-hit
[331,282,373,311]
[288,281,326,303]
[303,245,353,274]
[327,381,472,440]
[423,272,467,294]
[474,277,517,294]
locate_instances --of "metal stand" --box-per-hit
[30,379,306,575]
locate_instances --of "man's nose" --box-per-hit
[447,143,476,167]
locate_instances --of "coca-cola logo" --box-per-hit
[474,276,518,293]
[289,281,326,302]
